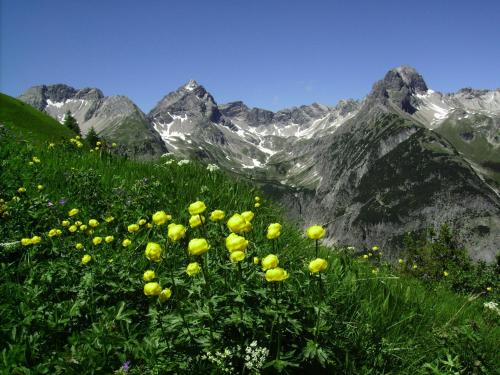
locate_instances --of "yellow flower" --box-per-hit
[241,211,254,222]
[128,224,140,233]
[372,268,379,274]
[79,224,87,231]
[75,243,84,250]
[167,223,186,242]
[188,201,207,215]
[48,143,55,148]
[230,250,246,263]
[28,161,34,166]
[68,225,78,233]
[17,187,26,193]
[253,256,260,265]
[362,254,369,259]
[48,228,62,237]
[61,220,70,227]
[96,141,101,146]
[75,221,82,226]
[30,236,41,245]
[225,233,248,253]
[112,142,117,148]
[145,242,162,262]
[138,219,147,226]
[398,258,404,264]
[188,238,210,256]
[443,271,449,277]
[143,282,161,296]
[255,196,260,202]
[143,270,156,282]
[89,219,99,228]
[82,254,92,265]
[265,267,289,282]
[159,288,172,302]
[412,264,418,270]
[68,208,79,217]
[152,210,171,225]
[306,225,325,240]
[104,216,114,223]
[189,214,205,228]
[209,209,225,221]
[254,202,261,208]
[368,252,373,257]
[92,236,103,245]
[37,185,44,191]
[227,213,247,234]
[486,286,493,292]
[372,246,379,251]
[308,258,328,273]
[75,135,81,140]
[21,238,32,246]
[105,235,114,243]
[262,254,279,271]
[122,239,132,247]
[267,223,282,240]
[186,262,201,276]
[32,156,40,163]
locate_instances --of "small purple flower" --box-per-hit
[59,198,67,205]
[121,361,130,372]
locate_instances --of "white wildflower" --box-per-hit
[178,159,190,166]
[207,163,219,172]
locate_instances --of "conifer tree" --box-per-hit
[63,111,81,135]
[86,126,99,146]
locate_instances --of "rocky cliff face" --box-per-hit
[19,85,166,159]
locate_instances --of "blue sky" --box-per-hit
[1,0,499,111]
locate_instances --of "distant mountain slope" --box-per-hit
[19,85,166,159]
[0,92,75,141]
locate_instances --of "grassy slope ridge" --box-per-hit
[0,96,499,374]
[0,92,75,141]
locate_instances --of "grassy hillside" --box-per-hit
[0,92,75,141]
[0,97,499,374]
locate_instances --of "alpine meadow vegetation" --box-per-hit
[0,97,499,374]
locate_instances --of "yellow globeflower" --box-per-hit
[143,270,156,282]
[241,220,252,233]
[82,254,92,265]
[189,215,205,228]
[230,250,246,263]
[210,209,225,222]
[241,211,254,222]
[261,254,279,271]
[88,219,99,228]
[398,259,404,264]
[30,236,41,245]
[159,288,172,302]
[96,141,102,146]
[188,201,207,215]
[75,243,84,250]
[104,216,114,223]
[21,238,32,246]
[68,225,78,233]
[122,239,132,247]
[145,242,162,262]
[138,219,147,226]
[48,228,62,237]
[167,223,186,242]
[68,208,79,217]
[372,246,379,251]
[254,202,261,208]
[412,264,418,270]
[79,224,88,231]
[105,235,114,243]
[143,282,161,296]
[152,210,171,225]
[255,196,261,202]
[62,220,70,227]
[306,225,325,240]
[186,262,201,276]
[225,233,248,253]
[308,258,328,273]
[37,185,44,191]
[362,254,369,259]
[486,286,493,292]
[92,236,103,245]
[188,238,210,256]
[17,187,26,193]
[227,213,247,234]
[443,271,449,277]
[253,256,260,265]
[265,267,289,282]
[267,223,282,240]
[75,221,83,226]
[128,224,140,233]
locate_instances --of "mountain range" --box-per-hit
[18,66,500,261]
